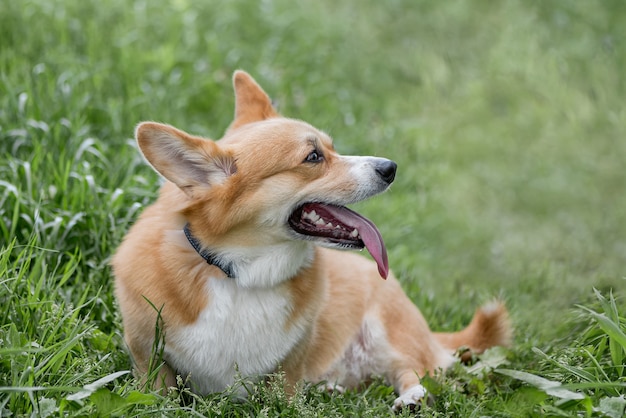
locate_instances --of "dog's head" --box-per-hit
[136,71,396,279]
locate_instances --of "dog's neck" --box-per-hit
[184,223,235,278]
[183,224,315,287]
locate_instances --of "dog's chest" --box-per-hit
[165,278,306,394]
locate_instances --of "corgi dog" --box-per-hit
[112,70,512,411]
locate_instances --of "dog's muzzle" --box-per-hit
[374,159,397,185]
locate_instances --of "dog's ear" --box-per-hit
[136,122,236,197]
[228,70,279,131]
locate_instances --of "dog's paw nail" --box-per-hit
[392,400,421,414]
[407,402,419,413]
[392,384,427,414]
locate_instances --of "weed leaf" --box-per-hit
[496,369,585,401]
[66,370,129,401]
[90,388,127,416]
[596,395,626,418]
[466,346,510,376]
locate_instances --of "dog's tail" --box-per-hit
[434,300,512,354]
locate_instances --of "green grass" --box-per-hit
[1,0,625,416]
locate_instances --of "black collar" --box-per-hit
[183,223,235,278]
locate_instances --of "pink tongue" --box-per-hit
[321,204,389,279]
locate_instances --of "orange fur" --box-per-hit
[112,70,512,409]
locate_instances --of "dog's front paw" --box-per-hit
[392,384,427,413]
[318,382,346,395]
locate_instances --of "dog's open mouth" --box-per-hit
[288,202,389,279]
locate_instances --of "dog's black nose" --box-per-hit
[375,159,397,184]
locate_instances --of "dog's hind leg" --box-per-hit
[378,287,456,412]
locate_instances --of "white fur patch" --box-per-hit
[392,384,428,412]
[345,156,393,200]
[220,241,314,288]
[480,299,502,314]
[165,277,308,395]
[320,315,393,389]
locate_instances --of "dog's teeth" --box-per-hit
[350,229,359,238]
[315,218,326,226]
[335,225,341,229]
[302,210,321,223]
[326,222,334,228]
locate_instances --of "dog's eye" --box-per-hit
[304,150,324,163]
